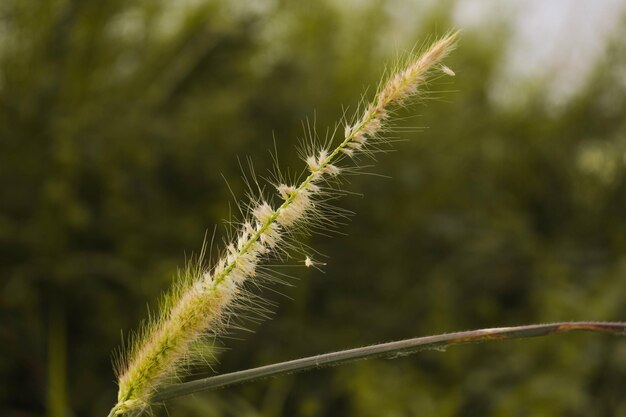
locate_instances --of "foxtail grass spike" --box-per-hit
[109,32,459,416]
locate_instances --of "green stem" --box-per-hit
[153,321,625,402]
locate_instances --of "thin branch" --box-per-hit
[153,321,626,401]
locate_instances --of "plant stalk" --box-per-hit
[153,321,625,402]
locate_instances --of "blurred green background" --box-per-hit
[2,1,626,416]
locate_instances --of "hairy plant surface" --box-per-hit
[110,33,458,417]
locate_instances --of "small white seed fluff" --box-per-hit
[253,202,274,223]
[277,184,296,200]
[362,118,381,136]
[277,189,312,227]
[352,132,366,144]
[259,223,281,249]
[235,252,257,279]
[318,149,329,165]
[202,271,213,284]
[308,183,320,193]
[244,222,255,235]
[220,278,238,298]
[323,164,341,176]
[304,256,326,268]
[340,148,354,157]
[229,268,245,285]
[213,258,226,276]
[306,155,319,172]
[441,64,455,76]
[237,233,246,250]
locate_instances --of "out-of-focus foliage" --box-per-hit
[1,1,626,416]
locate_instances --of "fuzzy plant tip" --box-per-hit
[109,32,458,416]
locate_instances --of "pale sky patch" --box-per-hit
[454,0,626,108]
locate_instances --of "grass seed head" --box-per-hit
[110,31,458,416]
